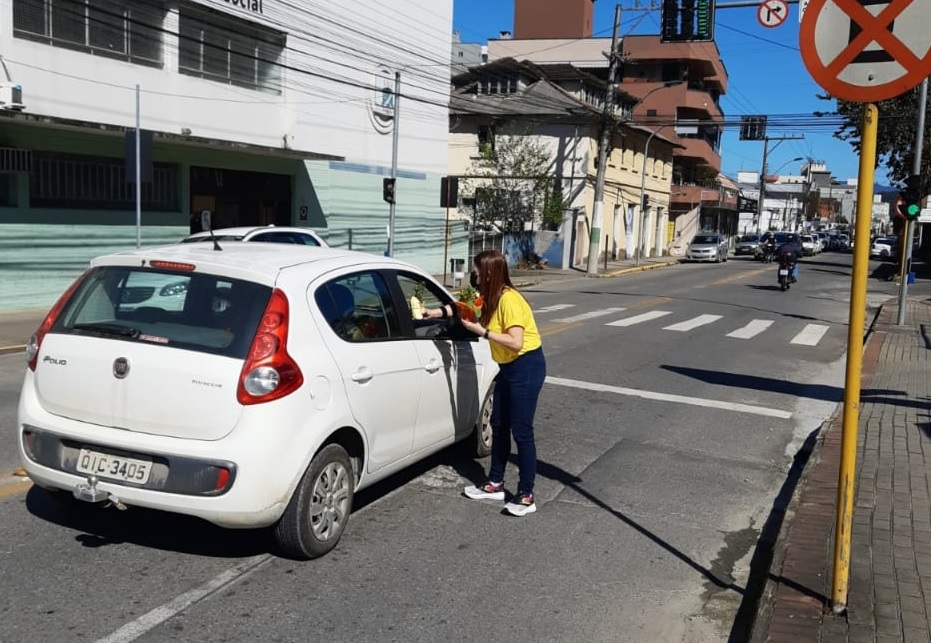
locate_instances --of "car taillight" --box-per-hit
[27,270,90,371]
[236,288,303,405]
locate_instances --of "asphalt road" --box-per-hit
[0,252,917,642]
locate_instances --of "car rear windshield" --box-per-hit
[51,266,272,358]
[692,235,719,244]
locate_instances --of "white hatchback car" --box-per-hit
[181,225,328,247]
[18,243,497,559]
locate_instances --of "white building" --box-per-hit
[0,0,454,310]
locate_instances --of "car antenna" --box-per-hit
[200,211,221,251]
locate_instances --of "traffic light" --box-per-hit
[739,116,767,141]
[383,177,396,204]
[661,0,715,43]
[641,194,649,210]
[900,174,922,220]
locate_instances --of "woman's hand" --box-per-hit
[423,305,450,320]
[460,318,484,336]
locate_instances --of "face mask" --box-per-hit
[469,272,479,289]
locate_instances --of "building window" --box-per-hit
[477,75,518,95]
[477,125,495,156]
[30,152,179,211]
[13,0,165,66]
[179,4,284,94]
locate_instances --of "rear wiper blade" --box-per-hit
[72,322,139,338]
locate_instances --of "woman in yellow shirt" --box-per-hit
[427,249,545,516]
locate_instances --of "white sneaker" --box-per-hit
[505,493,537,516]
[463,481,505,501]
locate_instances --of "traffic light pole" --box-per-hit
[896,77,927,325]
[387,71,400,257]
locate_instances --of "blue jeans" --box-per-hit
[488,348,546,496]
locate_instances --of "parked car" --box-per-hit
[800,235,818,256]
[685,233,729,262]
[734,234,761,256]
[17,243,496,560]
[870,237,897,259]
[181,225,328,247]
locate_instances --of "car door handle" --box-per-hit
[424,359,441,374]
[350,368,373,383]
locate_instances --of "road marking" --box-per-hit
[94,554,271,643]
[539,321,583,338]
[605,310,672,327]
[0,479,32,499]
[545,376,792,419]
[727,319,775,339]
[552,307,626,323]
[791,324,830,346]
[663,314,723,332]
[533,304,575,314]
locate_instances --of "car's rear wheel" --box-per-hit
[473,387,494,458]
[274,443,354,560]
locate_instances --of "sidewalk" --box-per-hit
[754,297,931,642]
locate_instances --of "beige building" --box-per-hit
[449,58,679,265]
[485,0,738,251]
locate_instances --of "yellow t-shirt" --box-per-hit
[487,288,542,364]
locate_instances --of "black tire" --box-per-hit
[274,443,354,560]
[473,387,494,458]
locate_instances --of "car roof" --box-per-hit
[182,226,326,242]
[90,242,425,286]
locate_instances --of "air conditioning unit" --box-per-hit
[0,83,25,111]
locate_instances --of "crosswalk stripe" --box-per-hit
[791,324,830,346]
[545,376,793,419]
[727,319,774,339]
[552,307,626,323]
[534,304,575,314]
[663,314,723,332]
[605,310,673,327]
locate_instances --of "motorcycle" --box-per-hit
[777,256,793,291]
[758,241,777,263]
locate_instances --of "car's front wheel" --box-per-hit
[274,443,354,560]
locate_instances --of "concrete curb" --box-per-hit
[596,259,682,278]
[748,302,888,641]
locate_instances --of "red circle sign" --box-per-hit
[800,0,931,102]
[758,0,789,28]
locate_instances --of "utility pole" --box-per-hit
[586,5,621,277]
[754,135,803,234]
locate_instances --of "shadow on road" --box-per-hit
[730,426,826,642]
[660,364,901,403]
[535,458,743,593]
[25,486,273,557]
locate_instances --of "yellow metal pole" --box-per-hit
[831,103,878,613]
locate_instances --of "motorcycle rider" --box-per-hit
[758,231,777,262]
[776,233,803,283]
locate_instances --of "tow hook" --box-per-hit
[72,476,128,510]
[73,475,107,503]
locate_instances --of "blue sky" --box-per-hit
[452,0,883,184]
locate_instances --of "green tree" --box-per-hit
[826,88,930,189]
[465,123,558,232]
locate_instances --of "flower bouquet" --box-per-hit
[455,286,483,322]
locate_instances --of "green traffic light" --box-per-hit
[907,204,920,217]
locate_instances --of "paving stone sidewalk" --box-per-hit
[756,297,931,642]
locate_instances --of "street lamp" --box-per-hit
[634,80,684,266]
[634,80,682,266]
